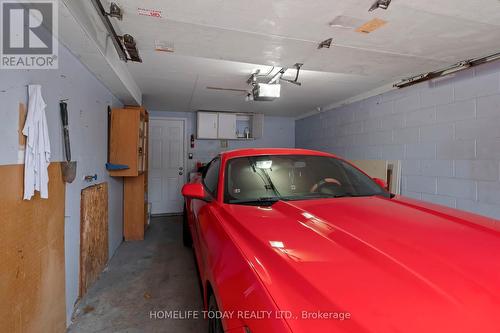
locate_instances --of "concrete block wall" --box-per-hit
[296,61,500,220]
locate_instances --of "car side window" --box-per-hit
[203,158,220,195]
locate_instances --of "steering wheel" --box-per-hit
[310,178,342,195]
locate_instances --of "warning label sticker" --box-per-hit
[138,7,163,18]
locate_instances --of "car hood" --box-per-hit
[220,196,500,333]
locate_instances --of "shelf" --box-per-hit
[197,111,263,140]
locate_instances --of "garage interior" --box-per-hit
[1,0,500,332]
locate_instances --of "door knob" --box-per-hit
[179,172,183,176]
[179,167,183,171]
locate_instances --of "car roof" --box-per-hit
[219,148,336,161]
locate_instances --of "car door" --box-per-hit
[191,158,220,276]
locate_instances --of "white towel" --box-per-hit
[23,85,51,200]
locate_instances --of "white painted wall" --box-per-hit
[296,61,500,220]
[0,43,123,325]
[148,111,295,171]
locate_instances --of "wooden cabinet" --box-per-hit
[109,106,149,241]
[109,107,149,177]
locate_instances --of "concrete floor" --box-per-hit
[68,216,207,333]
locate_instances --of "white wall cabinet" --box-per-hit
[217,113,237,139]
[197,112,218,139]
[197,111,263,140]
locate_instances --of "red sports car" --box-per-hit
[182,148,500,333]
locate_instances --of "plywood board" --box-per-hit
[0,163,66,333]
[80,183,109,297]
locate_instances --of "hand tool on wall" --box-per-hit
[84,174,98,182]
[60,100,77,183]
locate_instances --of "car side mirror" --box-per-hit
[182,183,210,201]
[373,178,388,190]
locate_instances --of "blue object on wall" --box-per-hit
[106,163,129,171]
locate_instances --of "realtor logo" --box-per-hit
[1,0,58,69]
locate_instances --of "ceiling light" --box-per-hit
[369,0,392,11]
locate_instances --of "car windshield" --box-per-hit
[224,155,389,205]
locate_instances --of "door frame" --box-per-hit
[149,116,188,215]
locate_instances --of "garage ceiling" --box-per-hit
[108,0,500,116]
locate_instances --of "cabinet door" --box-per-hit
[197,112,218,139]
[109,108,140,177]
[217,113,237,139]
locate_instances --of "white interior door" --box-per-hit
[149,119,185,214]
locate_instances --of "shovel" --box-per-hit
[60,101,77,183]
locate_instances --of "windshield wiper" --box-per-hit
[230,197,283,206]
[300,192,379,199]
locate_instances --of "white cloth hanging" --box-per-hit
[23,85,51,200]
